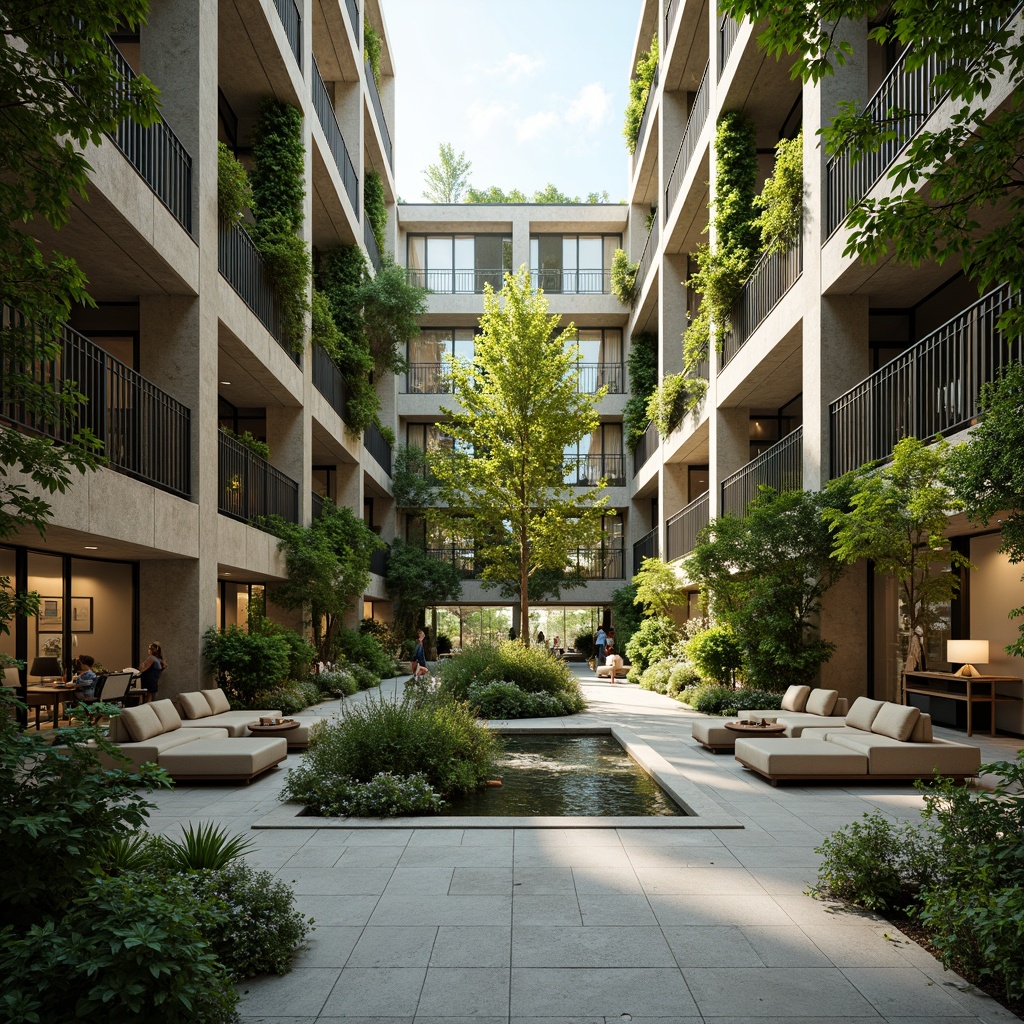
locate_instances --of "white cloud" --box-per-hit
[495,52,544,82]
[467,100,509,136]
[516,111,560,143]
[565,82,612,133]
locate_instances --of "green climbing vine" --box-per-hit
[363,19,381,87]
[754,129,804,255]
[623,35,659,154]
[646,373,708,435]
[364,170,387,255]
[217,142,251,227]
[624,332,657,448]
[611,248,638,305]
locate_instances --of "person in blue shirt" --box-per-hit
[74,654,98,699]
[409,629,429,683]
[595,626,607,666]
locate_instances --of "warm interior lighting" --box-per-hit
[29,656,63,683]
[84,545,98,550]
[946,639,990,677]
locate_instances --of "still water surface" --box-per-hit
[441,734,686,816]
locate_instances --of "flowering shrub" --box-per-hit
[284,770,444,817]
[315,669,358,698]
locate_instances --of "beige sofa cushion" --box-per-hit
[203,688,231,714]
[178,692,212,719]
[871,702,921,741]
[121,703,163,742]
[151,700,182,733]
[99,727,231,771]
[780,685,811,712]
[910,713,933,743]
[184,710,282,737]
[845,696,885,731]
[735,737,867,777]
[827,731,980,776]
[158,737,287,779]
[776,713,847,737]
[804,689,838,717]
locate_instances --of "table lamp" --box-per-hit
[946,639,989,678]
[29,656,63,684]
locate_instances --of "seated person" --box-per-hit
[605,638,624,683]
[74,655,98,699]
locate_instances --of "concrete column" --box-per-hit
[266,404,309,513]
[511,208,531,279]
[710,405,749,518]
[662,252,689,376]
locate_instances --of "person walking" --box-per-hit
[595,625,607,667]
[409,629,430,683]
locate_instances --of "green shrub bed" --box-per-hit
[676,684,782,716]
[466,679,585,719]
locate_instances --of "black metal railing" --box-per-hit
[665,63,710,216]
[364,219,383,272]
[365,420,392,475]
[633,528,659,575]
[406,268,508,293]
[312,58,358,210]
[404,362,450,394]
[634,218,659,298]
[830,285,1022,477]
[1,308,190,499]
[370,544,389,576]
[218,429,298,525]
[426,547,477,579]
[634,61,660,166]
[273,0,302,69]
[218,219,287,347]
[633,420,659,475]
[665,0,681,39]
[530,269,612,294]
[312,342,352,424]
[666,492,709,562]
[108,40,192,233]
[567,453,626,488]
[720,232,803,370]
[721,426,803,518]
[572,546,625,580]
[718,14,741,77]
[364,60,393,168]
[577,362,624,394]
[311,491,325,521]
[344,0,360,43]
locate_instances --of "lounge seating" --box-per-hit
[175,688,283,736]
[692,684,849,751]
[100,699,287,782]
[734,696,981,785]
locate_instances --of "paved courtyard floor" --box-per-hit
[143,667,1023,1023]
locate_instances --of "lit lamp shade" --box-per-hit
[946,639,990,678]
[29,656,63,682]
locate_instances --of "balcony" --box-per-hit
[577,362,624,395]
[218,219,290,352]
[364,219,383,272]
[365,420,392,476]
[370,544,389,576]
[312,58,358,210]
[344,0,360,43]
[567,453,626,488]
[633,528,659,575]
[718,14,741,78]
[426,546,476,579]
[666,492,709,561]
[633,61,659,170]
[665,64,709,216]
[530,268,612,295]
[273,0,302,70]
[830,285,1022,477]
[312,342,352,424]
[2,308,191,499]
[364,60,393,169]
[634,218,659,299]
[404,362,449,394]
[721,426,803,518]
[406,268,507,293]
[311,490,325,520]
[633,420,660,475]
[108,40,192,234]
[218,429,298,525]
[719,233,803,371]
[665,0,681,40]
[571,545,625,580]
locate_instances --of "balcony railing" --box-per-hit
[108,40,192,233]
[370,544,389,576]
[312,342,352,424]
[530,269,612,294]
[633,62,660,167]
[633,528,659,575]
[830,285,1022,477]
[426,547,477,579]
[311,491,325,521]
[364,219,383,273]
[365,420,392,476]
[344,0,360,44]
[567,453,626,488]
[406,268,508,293]
[273,0,302,69]
[665,0,681,40]
[633,420,659,475]
[218,219,288,349]
[718,14,741,78]
[571,546,625,580]
[666,492,709,562]
[665,63,710,217]
[364,60,393,168]
[720,233,803,371]
[218,429,298,525]
[577,362,624,394]
[1,308,190,499]
[404,362,449,394]
[721,426,803,518]
[634,218,659,299]
[312,58,358,210]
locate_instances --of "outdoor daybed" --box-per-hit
[691,684,850,751]
[175,687,311,748]
[99,699,288,782]
[733,696,981,785]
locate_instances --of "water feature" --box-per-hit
[440,734,687,816]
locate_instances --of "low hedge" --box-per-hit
[676,684,783,716]
[466,679,585,719]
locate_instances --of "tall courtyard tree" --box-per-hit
[719,0,1024,340]
[422,142,472,203]
[429,267,609,639]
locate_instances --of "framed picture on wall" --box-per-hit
[37,633,63,659]
[71,596,93,634]
[37,598,62,633]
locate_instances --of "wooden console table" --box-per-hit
[904,671,1022,737]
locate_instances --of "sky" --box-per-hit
[381,0,642,203]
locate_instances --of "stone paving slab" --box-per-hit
[145,671,1021,1023]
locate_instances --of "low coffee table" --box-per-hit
[724,719,786,736]
[248,719,300,736]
